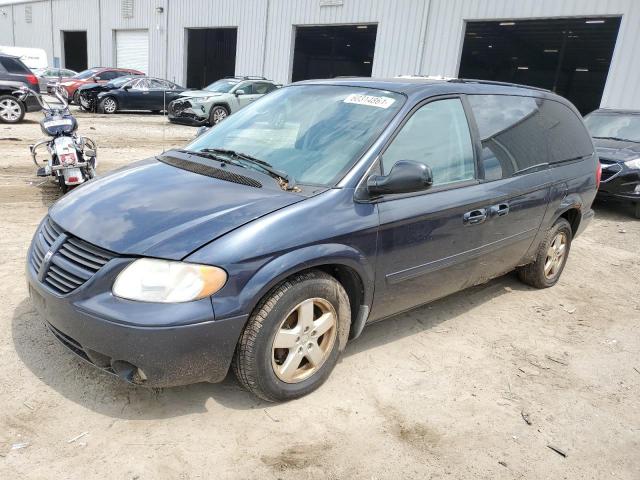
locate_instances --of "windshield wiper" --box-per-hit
[593,136,640,143]
[200,148,297,190]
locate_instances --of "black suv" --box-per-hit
[0,53,42,123]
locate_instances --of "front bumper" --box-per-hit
[168,99,209,126]
[26,233,247,388]
[597,163,640,203]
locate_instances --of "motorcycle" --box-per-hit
[16,85,97,193]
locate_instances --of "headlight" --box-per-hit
[191,96,213,103]
[113,258,227,303]
[624,158,640,170]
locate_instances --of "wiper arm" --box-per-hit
[593,136,640,143]
[200,148,297,190]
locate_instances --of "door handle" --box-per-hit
[490,203,510,217]
[463,208,487,225]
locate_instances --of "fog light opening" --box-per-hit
[110,360,147,385]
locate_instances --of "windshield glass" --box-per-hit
[584,113,640,143]
[204,79,240,93]
[73,68,99,80]
[187,85,405,186]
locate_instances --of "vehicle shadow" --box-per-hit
[592,198,637,220]
[12,273,527,419]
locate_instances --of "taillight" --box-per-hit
[26,74,38,86]
[596,161,602,189]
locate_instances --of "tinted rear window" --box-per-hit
[468,94,593,180]
[0,56,30,74]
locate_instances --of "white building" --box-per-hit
[0,0,639,113]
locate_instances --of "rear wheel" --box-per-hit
[233,270,351,402]
[98,96,118,114]
[208,105,229,125]
[0,95,25,124]
[517,218,572,288]
[57,175,69,194]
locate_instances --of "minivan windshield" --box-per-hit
[584,112,640,143]
[187,85,405,186]
[204,79,240,93]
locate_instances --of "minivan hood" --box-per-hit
[49,155,304,259]
[594,138,640,162]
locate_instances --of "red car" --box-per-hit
[51,67,144,104]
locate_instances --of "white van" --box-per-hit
[0,46,48,70]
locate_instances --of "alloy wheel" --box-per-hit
[0,98,21,122]
[544,231,567,279]
[211,107,227,124]
[103,98,117,113]
[271,298,337,383]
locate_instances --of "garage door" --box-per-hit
[115,29,149,74]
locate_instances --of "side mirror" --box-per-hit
[366,160,433,196]
[123,85,132,91]
[235,89,246,96]
[94,76,102,81]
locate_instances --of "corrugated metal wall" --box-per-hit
[1,0,639,109]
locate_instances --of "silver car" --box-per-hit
[168,76,279,126]
[32,68,77,92]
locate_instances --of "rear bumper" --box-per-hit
[598,166,640,203]
[26,255,248,388]
[24,95,42,112]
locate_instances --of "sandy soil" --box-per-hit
[1,110,639,480]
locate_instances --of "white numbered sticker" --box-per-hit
[44,119,73,128]
[343,93,395,109]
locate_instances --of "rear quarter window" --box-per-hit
[0,57,30,74]
[468,94,594,180]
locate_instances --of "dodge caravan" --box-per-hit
[27,77,598,401]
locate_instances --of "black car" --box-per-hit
[584,109,640,218]
[27,78,598,401]
[77,75,142,112]
[0,53,42,123]
[94,77,186,114]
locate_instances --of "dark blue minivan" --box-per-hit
[27,77,598,401]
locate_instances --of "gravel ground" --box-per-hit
[1,109,639,480]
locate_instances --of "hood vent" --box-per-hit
[157,154,263,188]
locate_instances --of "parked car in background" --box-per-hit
[77,75,143,112]
[52,67,144,105]
[0,53,41,123]
[95,77,186,114]
[27,78,598,401]
[168,76,278,126]
[32,67,77,91]
[584,109,640,218]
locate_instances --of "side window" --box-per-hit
[0,57,30,74]
[253,82,274,95]
[131,79,148,90]
[101,71,121,81]
[381,98,475,187]
[468,95,594,182]
[147,79,165,89]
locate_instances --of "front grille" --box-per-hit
[600,159,622,183]
[30,217,116,295]
[158,154,263,188]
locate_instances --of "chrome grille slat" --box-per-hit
[29,216,117,295]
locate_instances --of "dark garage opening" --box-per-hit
[186,28,237,89]
[63,31,88,72]
[459,17,621,114]
[292,24,377,82]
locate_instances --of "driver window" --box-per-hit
[133,79,149,90]
[381,98,475,187]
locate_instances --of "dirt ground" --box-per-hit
[1,109,639,480]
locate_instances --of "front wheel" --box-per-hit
[72,90,81,105]
[208,105,229,125]
[233,270,351,402]
[517,217,572,288]
[0,95,26,124]
[98,96,118,114]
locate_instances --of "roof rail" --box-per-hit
[225,75,269,80]
[395,74,456,81]
[449,78,552,93]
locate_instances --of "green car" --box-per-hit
[168,76,279,126]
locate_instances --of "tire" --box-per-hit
[72,90,81,105]
[98,96,118,114]
[0,95,26,124]
[57,175,69,194]
[208,105,229,126]
[517,217,572,289]
[233,270,351,402]
[634,202,640,220]
[78,94,92,111]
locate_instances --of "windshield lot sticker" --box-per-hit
[344,94,395,109]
